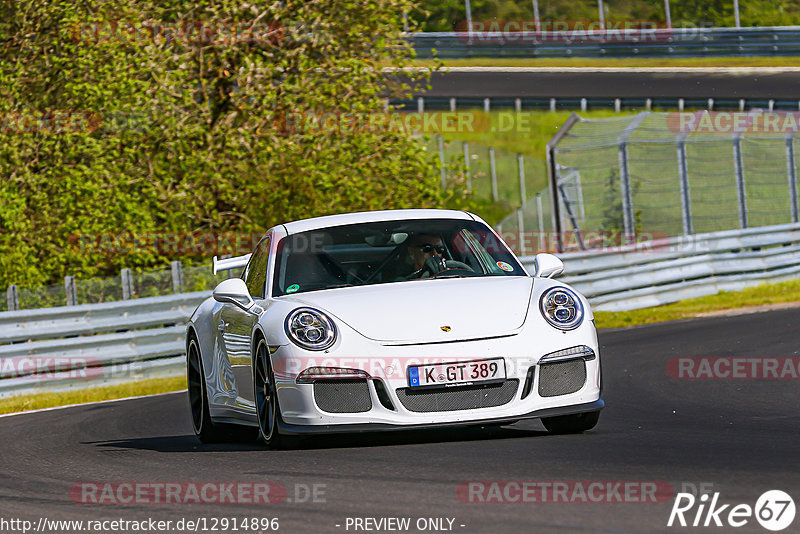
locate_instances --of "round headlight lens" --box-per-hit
[285,307,337,350]
[540,287,584,330]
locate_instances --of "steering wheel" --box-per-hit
[415,258,475,279]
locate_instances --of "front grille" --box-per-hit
[538,359,587,397]
[395,380,519,413]
[313,380,372,413]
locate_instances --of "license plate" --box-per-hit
[407,358,506,389]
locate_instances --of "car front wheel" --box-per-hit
[254,339,286,448]
[542,410,600,434]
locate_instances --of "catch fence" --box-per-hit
[539,111,800,253]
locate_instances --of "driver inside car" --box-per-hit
[403,234,449,279]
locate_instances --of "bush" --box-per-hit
[0,0,453,287]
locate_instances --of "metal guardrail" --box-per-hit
[394,96,800,114]
[4,222,800,397]
[0,291,209,398]
[409,26,800,58]
[520,223,800,311]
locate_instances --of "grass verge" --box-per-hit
[594,278,800,329]
[0,375,186,416]
[410,57,800,68]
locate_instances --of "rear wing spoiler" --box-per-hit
[212,253,251,275]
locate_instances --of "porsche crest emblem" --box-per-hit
[440,325,451,332]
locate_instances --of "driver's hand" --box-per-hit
[421,256,447,277]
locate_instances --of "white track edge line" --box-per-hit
[0,389,187,419]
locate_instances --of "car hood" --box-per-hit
[280,276,534,344]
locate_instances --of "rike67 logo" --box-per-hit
[668,490,796,531]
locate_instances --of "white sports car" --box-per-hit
[186,209,603,447]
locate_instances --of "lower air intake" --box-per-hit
[396,380,519,413]
[538,359,587,397]
[313,380,372,413]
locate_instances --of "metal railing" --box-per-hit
[0,291,209,397]
[408,26,800,58]
[519,222,800,311]
[398,96,800,114]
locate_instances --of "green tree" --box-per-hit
[0,0,452,287]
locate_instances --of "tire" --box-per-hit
[541,410,600,434]
[254,338,289,448]
[187,336,228,443]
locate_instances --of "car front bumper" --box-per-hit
[276,398,604,435]
[271,321,603,434]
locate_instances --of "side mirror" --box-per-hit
[533,253,564,278]
[213,278,255,311]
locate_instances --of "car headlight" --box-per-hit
[285,307,337,350]
[540,287,584,330]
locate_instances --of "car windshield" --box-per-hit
[272,218,525,297]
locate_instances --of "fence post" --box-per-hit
[677,137,693,235]
[546,113,582,253]
[489,147,498,202]
[121,268,133,300]
[618,142,635,242]
[517,154,527,206]
[171,260,184,293]
[437,135,447,189]
[733,134,748,229]
[786,135,799,224]
[536,194,545,251]
[462,141,472,193]
[517,208,526,256]
[617,112,649,244]
[549,98,556,112]
[7,285,19,311]
[417,97,424,113]
[483,98,490,113]
[65,276,77,306]
[515,98,521,113]
[449,97,456,112]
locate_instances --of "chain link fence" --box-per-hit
[2,263,243,312]
[542,112,800,252]
[429,135,541,210]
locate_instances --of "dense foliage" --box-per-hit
[415,0,800,31]
[0,0,460,287]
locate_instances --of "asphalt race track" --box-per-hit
[1,308,799,533]
[422,68,800,99]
